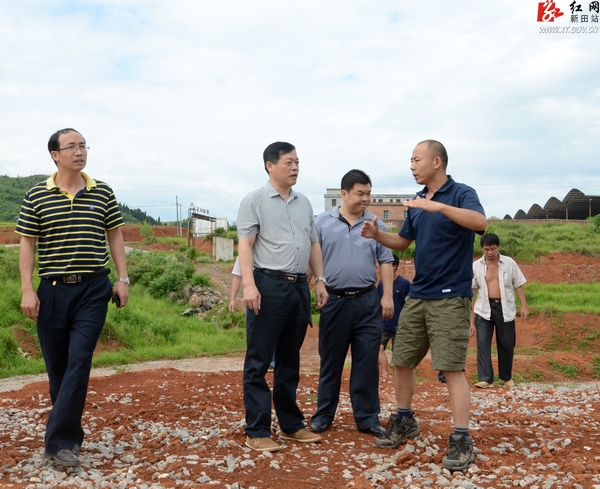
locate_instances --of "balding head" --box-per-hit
[417,139,448,169]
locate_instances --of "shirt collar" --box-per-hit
[329,206,372,225]
[418,175,455,198]
[264,181,297,200]
[46,171,97,191]
[480,252,505,264]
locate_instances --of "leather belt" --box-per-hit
[326,284,375,299]
[255,268,308,283]
[44,268,111,284]
[489,298,501,304]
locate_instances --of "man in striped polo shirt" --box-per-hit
[16,128,130,467]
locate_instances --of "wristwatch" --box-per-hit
[118,277,130,285]
[315,276,327,286]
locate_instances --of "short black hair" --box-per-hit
[48,128,84,166]
[263,142,296,175]
[480,233,500,247]
[341,169,372,193]
[392,254,400,268]
[418,139,448,168]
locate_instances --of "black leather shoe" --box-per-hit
[363,424,386,437]
[43,448,80,467]
[310,422,330,433]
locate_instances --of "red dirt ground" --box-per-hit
[2,225,600,487]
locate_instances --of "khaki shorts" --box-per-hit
[391,296,471,371]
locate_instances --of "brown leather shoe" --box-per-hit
[245,436,281,452]
[474,381,493,389]
[279,428,322,443]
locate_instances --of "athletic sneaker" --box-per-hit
[441,433,474,471]
[375,414,420,449]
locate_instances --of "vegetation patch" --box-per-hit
[547,359,579,378]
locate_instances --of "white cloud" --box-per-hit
[0,0,598,222]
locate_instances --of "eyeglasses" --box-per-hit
[56,145,90,153]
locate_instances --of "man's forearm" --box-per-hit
[19,236,37,292]
[238,237,256,287]
[439,206,488,232]
[379,262,394,298]
[107,228,128,277]
[373,230,412,251]
[308,241,325,277]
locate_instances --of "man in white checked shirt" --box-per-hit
[236,142,328,452]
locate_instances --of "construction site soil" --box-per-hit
[1,224,599,488]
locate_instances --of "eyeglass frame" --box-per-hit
[55,145,90,153]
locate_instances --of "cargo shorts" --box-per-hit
[391,296,471,371]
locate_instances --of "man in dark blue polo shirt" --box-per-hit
[361,140,487,472]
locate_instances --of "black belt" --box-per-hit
[326,284,375,299]
[255,268,308,283]
[44,268,110,284]
[489,298,501,304]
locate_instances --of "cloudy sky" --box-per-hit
[1,0,598,223]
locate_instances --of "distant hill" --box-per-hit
[0,174,160,225]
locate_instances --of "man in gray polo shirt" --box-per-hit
[237,141,328,452]
[310,169,394,436]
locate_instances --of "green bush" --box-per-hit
[147,269,187,298]
[191,273,211,287]
[588,214,600,232]
[140,222,153,238]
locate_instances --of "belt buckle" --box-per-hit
[284,274,297,283]
[345,291,358,299]
[64,275,79,284]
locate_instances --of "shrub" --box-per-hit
[140,222,153,238]
[147,269,187,298]
[191,273,211,287]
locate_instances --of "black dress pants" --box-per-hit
[243,271,311,438]
[312,288,381,431]
[36,274,113,453]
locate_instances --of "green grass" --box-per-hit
[592,356,600,379]
[0,246,247,378]
[484,221,600,262]
[525,282,600,315]
[389,221,600,261]
[547,359,579,378]
[94,290,247,367]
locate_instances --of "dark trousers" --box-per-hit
[36,275,113,453]
[474,300,516,383]
[243,271,311,438]
[313,288,381,431]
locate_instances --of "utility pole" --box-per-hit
[176,196,180,237]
